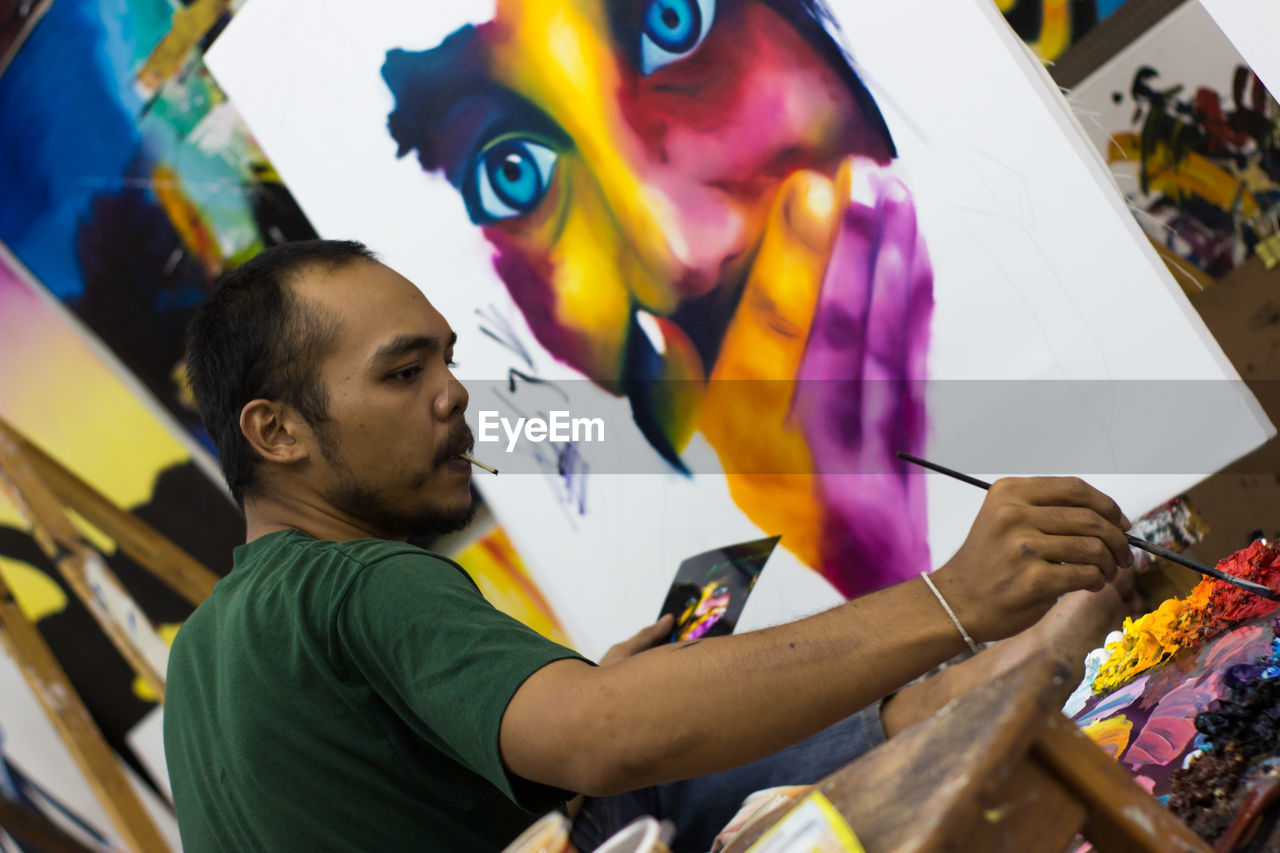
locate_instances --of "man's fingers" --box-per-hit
[1047,563,1110,595]
[1112,564,1137,602]
[995,476,1127,530]
[599,614,675,665]
[1025,506,1133,569]
[629,614,674,652]
[1030,534,1119,582]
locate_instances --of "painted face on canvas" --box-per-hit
[384,0,936,598]
[678,578,732,641]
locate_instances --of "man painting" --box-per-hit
[164,240,1136,852]
[381,0,934,598]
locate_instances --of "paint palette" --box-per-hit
[1070,541,1280,848]
[1072,612,1276,798]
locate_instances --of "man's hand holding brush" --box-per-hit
[925,476,1134,643]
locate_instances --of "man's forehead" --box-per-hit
[292,260,452,353]
[293,258,422,309]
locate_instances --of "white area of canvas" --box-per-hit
[126,705,172,803]
[1198,0,1280,110]
[207,0,1270,655]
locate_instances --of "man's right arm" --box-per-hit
[499,475,1133,796]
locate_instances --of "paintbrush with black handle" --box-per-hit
[897,452,1280,602]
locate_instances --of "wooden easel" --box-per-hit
[725,654,1213,853]
[0,416,222,851]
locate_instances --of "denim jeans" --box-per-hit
[569,701,886,853]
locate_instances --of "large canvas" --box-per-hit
[1199,0,1280,106]
[1068,0,1280,278]
[207,0,1270,655]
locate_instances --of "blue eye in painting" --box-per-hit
[473,137,558,221]
[640,0,716,74]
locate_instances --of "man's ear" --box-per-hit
[240,399,311,466]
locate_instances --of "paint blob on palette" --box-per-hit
[1092,540,1280,693]
[1069,541,1280,848]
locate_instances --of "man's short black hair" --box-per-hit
[185,239,376,506]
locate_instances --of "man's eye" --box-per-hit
[640,0,716,74]
[390,366,423,381]
[473,138,558,221]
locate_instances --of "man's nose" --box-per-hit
[438,375,469,419]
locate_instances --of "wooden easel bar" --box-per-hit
[1034,713,1209,852]
[0,418,219,607]
[0,573,168,852]
[725,655,1212,852]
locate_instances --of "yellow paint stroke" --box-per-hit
[494,0,676,307]
[1110,133,1260,216]
[0,272,191,537]
[700,168,848,573]
[1035,0,1071,63]
[0,556,68,622]
[453,527,572,647]
[136,0,233,93]
[1081,714,1133,761]
[153,163,224,280]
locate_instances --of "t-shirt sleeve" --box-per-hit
[334,550,587,809]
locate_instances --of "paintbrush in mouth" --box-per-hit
[460,453,498,475]
[897,451,1280,602]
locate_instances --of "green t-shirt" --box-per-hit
[164,530,586,851]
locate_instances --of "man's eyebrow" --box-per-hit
[369,331,457,366]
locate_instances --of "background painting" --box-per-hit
[207,0,1270,657]
[0,0,311,450]
[0,245,230,849]
[1069,0,1280,279]
[998,0,1132,62]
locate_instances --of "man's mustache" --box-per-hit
[434,423,474,467]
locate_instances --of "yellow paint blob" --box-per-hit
[1092,597,1198,693]
[0,556,68,622]
[1081,714,1133,761]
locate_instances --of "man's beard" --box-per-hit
[328,475,477,539]
[317,428,476,539]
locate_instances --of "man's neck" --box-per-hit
[242,493,401,545]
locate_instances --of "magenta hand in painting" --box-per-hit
[795,160,933,594]
[384,0,935,598]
